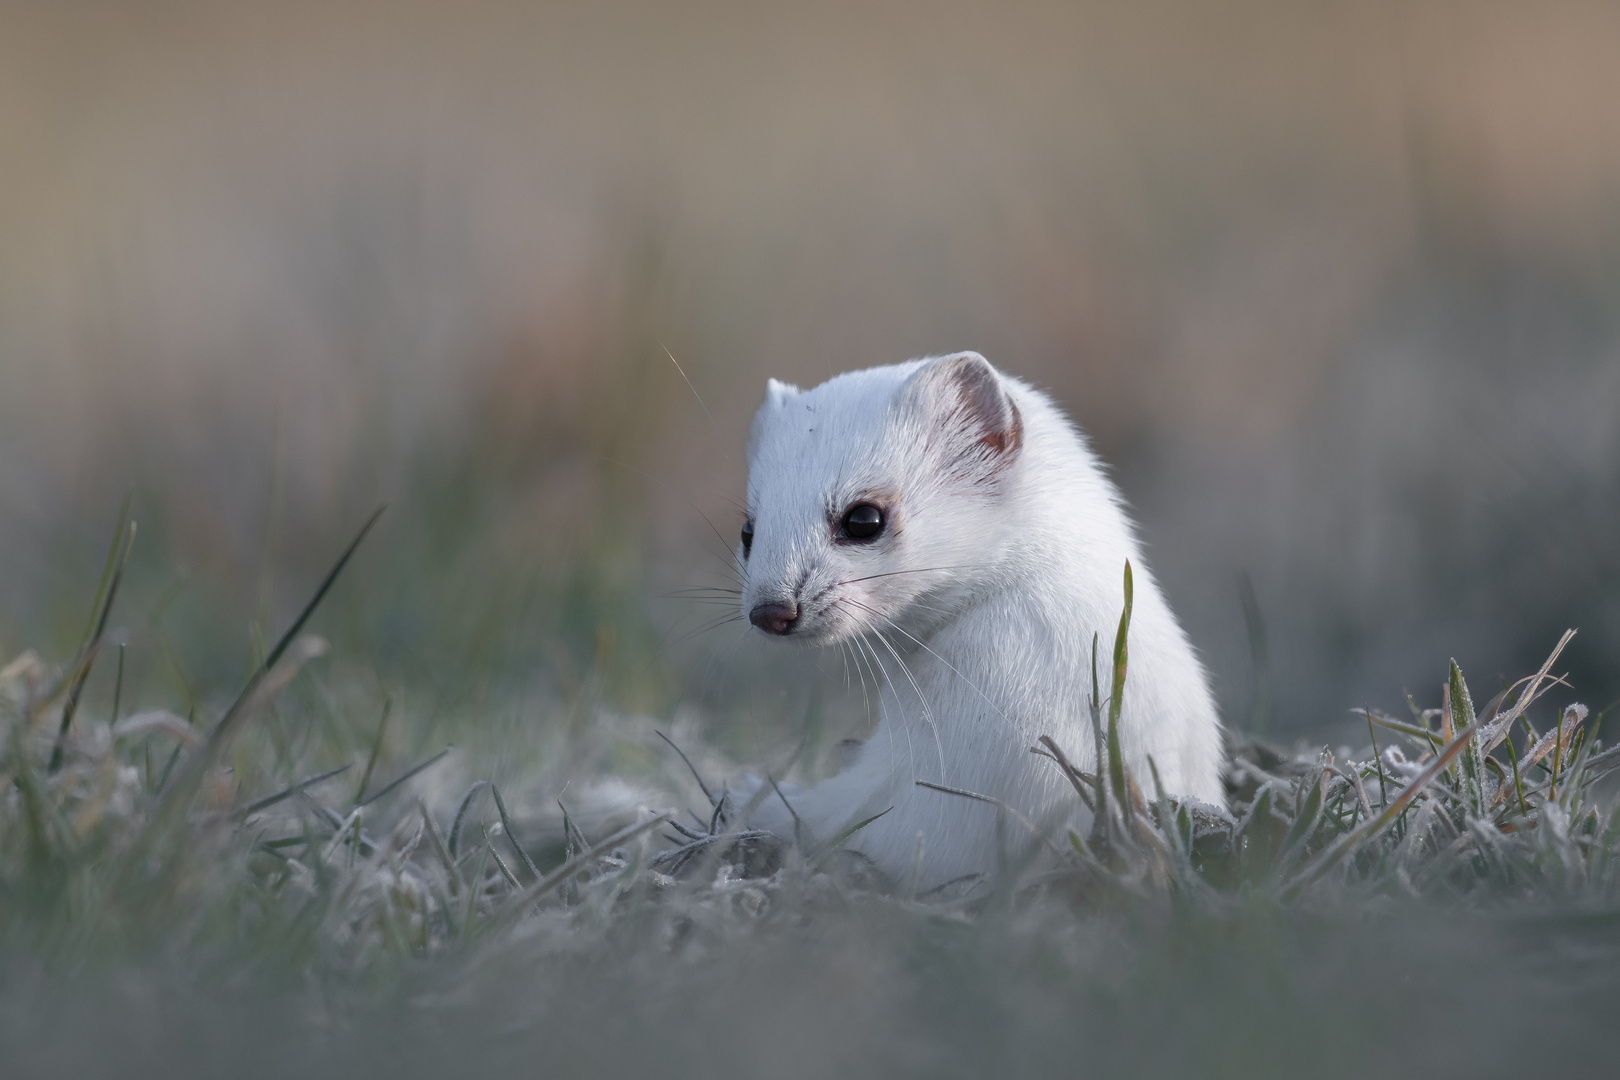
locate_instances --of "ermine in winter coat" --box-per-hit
[732,352,1223,892]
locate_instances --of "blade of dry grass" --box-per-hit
[916,780,1069,864]
[655,729,714,803]
[1033,735,1097,814]
[1479,629,1576,752]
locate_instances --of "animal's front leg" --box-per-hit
[730,755,901,859]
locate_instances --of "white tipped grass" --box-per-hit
[3,520,1619,1069]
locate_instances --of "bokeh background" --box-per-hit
[3,0,1618,759]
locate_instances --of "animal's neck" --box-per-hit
[877,442,1132,673]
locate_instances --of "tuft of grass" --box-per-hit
[1009,586,1607,909]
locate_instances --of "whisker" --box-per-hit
[835,565,985,587]
[806,583,954,622]
[839,595,1017,738]
[669,612,746,647]
[693,507,748,571]
[846,638,875,729]
[855,630,919,780]
[685,620,756,715]
[597,455,747,580]
[661,342,727,457]
[700,549,747,585]
[834,601,897,735]
[681,614,746,640]
[868,623,945,780]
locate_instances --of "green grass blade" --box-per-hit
[238,764,353,817]
[1088,631,1109,846]
[352,696,392,805]
[1238,570,1270,736]
[811,806,895,868]
[48,518,136,771]
[1236,786,1274,876]
[76,492,132,653]
[1107,561,1134,830]
[1364,707,1388,809]
[448,781,489,860]
[206,506,384,750]
[357,745,452,808]
[491,783,543,880]
[270,505,385,673]
[1274,771,1325,873]
[1449,660,1484,817]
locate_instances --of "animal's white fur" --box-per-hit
[734,353,1223,891]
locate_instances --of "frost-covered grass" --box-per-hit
[5,512,1620,1079]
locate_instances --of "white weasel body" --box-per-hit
[735,354,1223,892]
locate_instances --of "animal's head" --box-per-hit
[739,352,1023,643]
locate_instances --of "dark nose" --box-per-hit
[749,600,800,636]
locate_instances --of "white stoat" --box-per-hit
[730,352,1224,892]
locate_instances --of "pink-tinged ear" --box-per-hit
[901,353,1023,472]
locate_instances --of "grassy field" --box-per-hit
[4,507,1618,1080]
[5,6,1620,1076]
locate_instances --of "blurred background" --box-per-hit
[2,0,1618,763]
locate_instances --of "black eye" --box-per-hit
[841,503,884,541]
[741,519,754,558]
